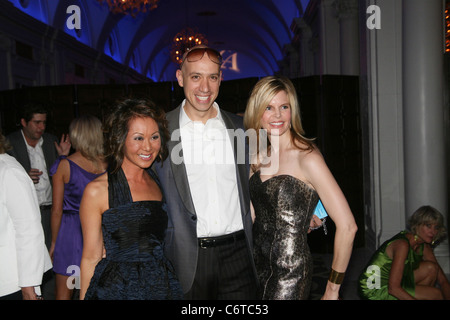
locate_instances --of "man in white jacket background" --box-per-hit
[0,133,52,299]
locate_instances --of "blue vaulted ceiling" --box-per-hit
[8,0,310,82]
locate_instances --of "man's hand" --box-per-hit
[21,287,41,300]
[29,168,43,184]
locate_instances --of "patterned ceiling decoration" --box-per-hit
[8,0,310,82]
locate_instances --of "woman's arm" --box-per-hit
[386,239,416,299]
[79,177,106,300]
[50,159,69,259]
[302,150,358,300]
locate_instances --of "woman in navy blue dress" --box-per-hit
[79,99,183,300]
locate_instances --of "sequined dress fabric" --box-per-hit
[250,171,319,300]
[84,168,183,300]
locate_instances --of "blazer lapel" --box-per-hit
[10,131,32,172]
[166,106,197,215]
[221,111,250,216]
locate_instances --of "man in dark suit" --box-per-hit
[154,46,258,299]
[6,103,70,299]
[7,103,70,247]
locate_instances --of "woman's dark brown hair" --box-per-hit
[103,98,169,173]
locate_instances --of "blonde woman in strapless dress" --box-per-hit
[244,76,358,300]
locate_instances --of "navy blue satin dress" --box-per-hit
[84,168,183,300]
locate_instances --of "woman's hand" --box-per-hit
[321,281,341,300]
[55,134,71,156]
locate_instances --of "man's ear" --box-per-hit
[20,118,27,128]
[176,69,184,87]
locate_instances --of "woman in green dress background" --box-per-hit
[359,205,450,300]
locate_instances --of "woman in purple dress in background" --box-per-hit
[50,115,106,300]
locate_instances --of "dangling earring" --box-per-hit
[414,234,420,242]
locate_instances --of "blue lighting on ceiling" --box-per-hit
[9,0,48,24]
[7,0,312,82]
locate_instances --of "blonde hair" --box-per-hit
[69,115,104,164]
[243,76,315,170]
[409,205,447,244]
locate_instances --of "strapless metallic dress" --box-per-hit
[249,171,319,300]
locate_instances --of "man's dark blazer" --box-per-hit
[6,130,59,176]
[154,105,257,294]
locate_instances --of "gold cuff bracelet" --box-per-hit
[328,269,345,284]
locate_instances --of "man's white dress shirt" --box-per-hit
[179,101,243,237]
[21,130,52,206]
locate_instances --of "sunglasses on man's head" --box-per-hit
[180,47,223,68]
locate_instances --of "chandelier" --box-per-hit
[97,0,159,17]
[170,27,208,65]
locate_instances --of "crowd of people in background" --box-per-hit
[0,45,448,301]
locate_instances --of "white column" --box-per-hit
[361,0,406,249]
[403,0,449,272]
[334,0,360,75]
[291,17,316,77]
[320,0,341,75]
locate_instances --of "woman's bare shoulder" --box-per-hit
[297,145,324,168]
[84,172,108,197]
